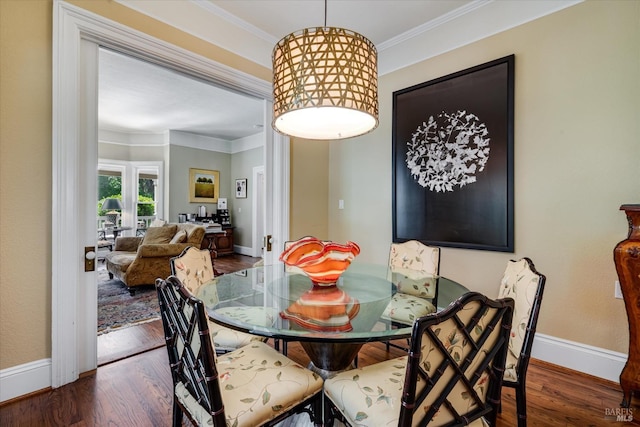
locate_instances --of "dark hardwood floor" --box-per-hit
[2,339,639,426]
[97,253,260,366]
[4,254,638,425]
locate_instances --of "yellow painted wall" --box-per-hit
[290,139,330,243]
[0,0,270,370]
[328,0,640,353]
[0,0,53,369]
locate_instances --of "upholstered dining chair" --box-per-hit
[170,246,267,354]
[382,240,440,350]
[324,291,514,427]
[270,238,319,356]
[156,275,324,427]
[497,257,546,427]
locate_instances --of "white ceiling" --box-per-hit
[100,0,581,141]
[99,48,265,141]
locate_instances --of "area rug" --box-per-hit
[96,255,260,334]
[97,269,160,334]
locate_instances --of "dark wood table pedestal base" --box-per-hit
[300,342,364,378]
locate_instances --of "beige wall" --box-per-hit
[0,0,53,369]
[98,142,166,162]
[290,139,330,242]
[328,0,640,353]
[168,145,232,223]
[231,146,263,248]
[0,0,269,370]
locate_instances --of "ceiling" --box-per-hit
[100,0,580,142]
[99,48,265,141]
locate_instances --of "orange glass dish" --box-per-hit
[280,237,361,286]
[280,286,360,332]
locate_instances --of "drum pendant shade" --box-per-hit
[272,27,378,140]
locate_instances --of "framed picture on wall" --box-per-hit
[235,178,247,198]
[392,55,515,252]
[189,168,220,203]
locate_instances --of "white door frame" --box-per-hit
[52,0,289,387]
[252,166,265,258]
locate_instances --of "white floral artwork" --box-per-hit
[405,110,490,193]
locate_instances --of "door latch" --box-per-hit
[265,235,272,252]
[85,246,96,272]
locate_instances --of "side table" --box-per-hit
[201,227,235,258]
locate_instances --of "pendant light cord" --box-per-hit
[324,0,327,28]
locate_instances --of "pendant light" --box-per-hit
[272,0,378,140]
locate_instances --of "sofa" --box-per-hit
[105,223,205,294]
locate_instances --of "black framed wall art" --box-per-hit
[235,178,247,199]
[392,55,515,252]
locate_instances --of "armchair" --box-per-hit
[105,223,205,294]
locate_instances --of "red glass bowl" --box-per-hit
[279,236,361,286]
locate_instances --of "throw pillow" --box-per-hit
[170,229,188,244]
[150,218,167,227]
[142,225,178,244]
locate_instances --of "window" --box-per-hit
[137,172,157,229]
[98,160,164,234]
[97,167,124,229]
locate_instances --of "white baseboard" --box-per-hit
[531,333,627,383]
[233,245,254,256]
[0,358,51,403]
[0,334,627,403]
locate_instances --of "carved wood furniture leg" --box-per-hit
[614,204,640,407]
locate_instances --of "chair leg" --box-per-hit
[323,393,334,427]
[515,383,527,427]
[172,399,183,427]
[311,393,323,427]
[274,339,288,356]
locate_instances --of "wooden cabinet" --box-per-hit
[614,204,640,407]
[201,227,235,258]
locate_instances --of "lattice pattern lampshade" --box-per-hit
[272,27,378,140]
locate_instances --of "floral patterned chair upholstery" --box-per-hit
[497,258,546,427]
[156,275,324,427]
[170,247,267,354]
[324,292,514,427]
[382,240,440,350]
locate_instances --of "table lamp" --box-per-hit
[102,198,123,226]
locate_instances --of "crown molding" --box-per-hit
[116,0,582,75]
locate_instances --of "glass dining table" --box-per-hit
[194,262,469,377]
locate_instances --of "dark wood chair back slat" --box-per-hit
[399,292,514,427]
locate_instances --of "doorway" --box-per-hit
[95,48,265,363]
[53,1,290,388]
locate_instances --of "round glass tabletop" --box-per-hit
[198,262,469,343]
